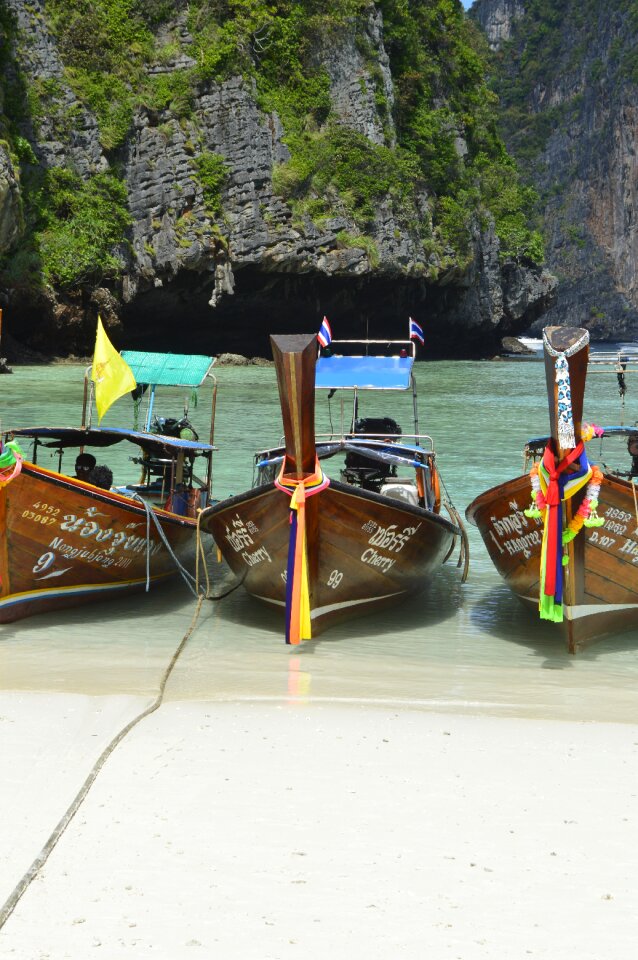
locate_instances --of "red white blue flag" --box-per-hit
[317,316,332,348]
[409,317,424,345]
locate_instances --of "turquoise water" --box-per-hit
[2,357,638,722]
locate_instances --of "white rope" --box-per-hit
[131,494,201,597]
[542,329,589,358]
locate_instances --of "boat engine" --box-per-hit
[342,417,401,492]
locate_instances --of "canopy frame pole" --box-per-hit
[207,375,218,502]
[81,364,94,430]
[145,385,157,432]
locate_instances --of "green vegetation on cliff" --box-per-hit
[37,169,131,287]
[1,165,132,291]
[0,0,545,297]
[185,0,544,266]
[378,0,543,263]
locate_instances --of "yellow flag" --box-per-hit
[91,317,137,423]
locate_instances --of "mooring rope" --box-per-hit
[131,494,202,597]
[631,474,638,536]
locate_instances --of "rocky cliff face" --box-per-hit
[0,143,22,253]
[471,0,638,339]
[472,0,525,50]
[0,0,555,358]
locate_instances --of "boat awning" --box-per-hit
[6,427,216,456]
[315,354,414,390]
[120,351,215,387]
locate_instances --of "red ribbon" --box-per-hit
[542,441,584,596]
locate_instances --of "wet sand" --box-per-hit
[1,690,637,959]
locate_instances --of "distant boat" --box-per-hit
[516,336,543,355]
[200,333,467,643]
[0,351,217,623]
[467,325,638,652]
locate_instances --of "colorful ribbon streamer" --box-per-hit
[275,461,330,645]
[537,441,591,622]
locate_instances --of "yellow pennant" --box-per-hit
[91,317,136,423]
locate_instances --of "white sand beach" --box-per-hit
[1,689,637,960]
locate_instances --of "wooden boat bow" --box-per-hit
[270,334,318,480]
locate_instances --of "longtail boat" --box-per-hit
[200,333,466,644]
[0,351,217,623]
[467,325,638,653]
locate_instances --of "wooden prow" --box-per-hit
[543,326,589,459]
[270,334,318,480]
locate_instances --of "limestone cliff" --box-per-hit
[0,0,555,358]
[0,142,22,253]
[472,0,524,51]
[471,0,638,339]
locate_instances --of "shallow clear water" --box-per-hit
[2,356,638,722]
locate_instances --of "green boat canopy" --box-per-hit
[121,351,215,387]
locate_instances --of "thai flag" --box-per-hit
[409,317,424,345]
[317,316,332,348]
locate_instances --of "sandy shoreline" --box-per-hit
[1,692,637,959]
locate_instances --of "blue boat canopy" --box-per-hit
[120,351,215,387]
[315,354,414,390]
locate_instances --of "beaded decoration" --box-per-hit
[554,353,576,449]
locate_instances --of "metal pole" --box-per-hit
[145,385,156,431]
[81,367,89,427]
[411,374,420,439]
[207,376,217,502]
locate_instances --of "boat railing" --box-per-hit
[260,432,434,455]
[327,338,416,358]
[588,352,638,371]
[252,430,437,491]
[317,431,434,449]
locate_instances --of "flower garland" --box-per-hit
[581,422,604,442]
[0,440,24,490]
[524,423,606,545]
[524,462,605,548]
[524,441,596,622]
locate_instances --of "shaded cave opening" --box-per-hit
[118,266,491,359]
[3,266,510,361]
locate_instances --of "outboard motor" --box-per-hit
[152,416,199,442]
[143,416,200,487]
[628,434,638,478]
[353,416,401,439]
[342,417,402,491]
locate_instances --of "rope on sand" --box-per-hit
[0,566,243,931]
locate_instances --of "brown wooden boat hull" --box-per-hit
[202,478,458,637]
[466,471,638,652]
[0,462,197,624]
